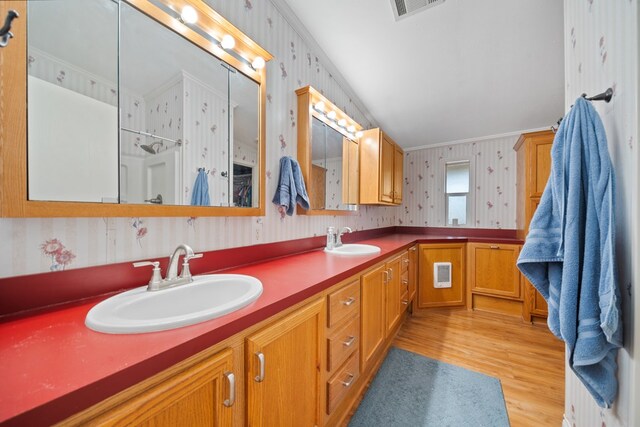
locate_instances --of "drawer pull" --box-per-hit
[254,352,265,383]
[343,335,356,347]
[401,299,409,305]
[388,268,393,280]
[341,373,355,387]
[403,259,410,264]
[490,245,500,249]
[383,270,389,283]
[402,279,408,285]
[223,371,235,407]
[342,297,356,306]
[410,247,417,252]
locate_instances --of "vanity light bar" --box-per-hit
[140,0,272,78]
[301,86,364,140]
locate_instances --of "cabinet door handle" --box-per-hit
[490,245,500,249]
[410,247,417,252]
[223,371,235,407]
[254,352,265,383]
[341,373,355,387]
[342,297,356,306]
[388,268,393,280]
[343,335,356,347]
[383,270,389,283]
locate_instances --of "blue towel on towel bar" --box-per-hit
[517,97,622,408]
[190,169,211,206]
[272,156,310,216]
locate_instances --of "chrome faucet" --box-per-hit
[335,227,352,247]
[133,243,202,291]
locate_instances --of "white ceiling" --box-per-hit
[280,0,565,149]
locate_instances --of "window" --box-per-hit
[445,161,470,226]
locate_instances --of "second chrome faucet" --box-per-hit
[133,243,203,291]
[326,226,353,250]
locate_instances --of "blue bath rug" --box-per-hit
[349,347,510,427]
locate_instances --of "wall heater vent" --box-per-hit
[391,0,446,21]
[433,262,452,288]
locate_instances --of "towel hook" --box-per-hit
[197,167,210,175]
[0,10,19,48]
[581,88,613,103]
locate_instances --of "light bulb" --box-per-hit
[221,34,235,50]
[252,56,266,70]
[356,131,363,138]
[338,119,347,127]
[314,101,325,112]
[180,5,198,24]
[347,125,356,133]
[327,111,337,120]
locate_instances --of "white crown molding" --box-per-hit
[404,126,552,152]
[269,0,378,128]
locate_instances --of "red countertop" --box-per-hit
[0,232,522,426]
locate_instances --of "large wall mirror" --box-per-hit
[0,0,270,217]
[296,86,362,216]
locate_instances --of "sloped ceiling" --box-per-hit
[279,0,565,148]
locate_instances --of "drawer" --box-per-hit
[327,351,360,415]
[401,252,410,272]
[401,289,410,312]
[401,271,409,294]
[327,316,359,374]
[327,280,360,328]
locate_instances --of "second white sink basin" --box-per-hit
[86,274,263,334]
[324,244,381,256]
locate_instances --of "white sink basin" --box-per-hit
[324,244,381,256]
[85,274,263,334]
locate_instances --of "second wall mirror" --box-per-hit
[296,86,362,215]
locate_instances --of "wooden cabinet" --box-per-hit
[310,164,327,210]
[60,348,236,426]
[385,253,403,335]
[360,264,386,368]
[468,243,522,299]
[325,280,360,416]
[417,244,466,308]
[407,245,418,303]
[246,299,324,427]
[358,128,403,205]
[515,130,554,321]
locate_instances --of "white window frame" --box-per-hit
[443,159,474,227]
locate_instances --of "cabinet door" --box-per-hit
[385,254,403,336]
[527,135,553,198]
[246,299,324,427]
[360,264,386,368]
[379,134,395,203]
[417,244,466,308]
[64,348,235,426]
[392,145,403,204]
[408,245,418,301]
[469,243,521,299]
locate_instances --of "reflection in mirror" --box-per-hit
[311,118,358,211]
[119,2,260,207]
[27,0,119,203]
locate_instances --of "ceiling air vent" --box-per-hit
[391,0,446,21]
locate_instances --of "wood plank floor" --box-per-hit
[392,309,565,427]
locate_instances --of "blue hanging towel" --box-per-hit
[190,168,211,206]
[517,97,622,408]
[272,156,310,216]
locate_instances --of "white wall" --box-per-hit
[0,0,397,278]
[563,1,638,426]
[401,133,519,229]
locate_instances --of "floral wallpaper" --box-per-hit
[0,0,398,278]
[401,135,518,229]
[563,1,638,427]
